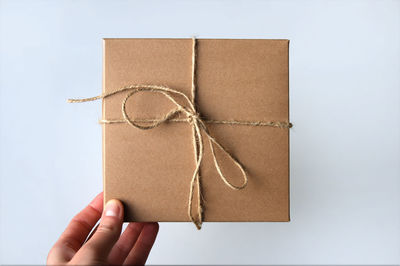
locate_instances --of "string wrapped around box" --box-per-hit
[68,37,292,229]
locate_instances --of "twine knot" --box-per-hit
[187,112,202,125]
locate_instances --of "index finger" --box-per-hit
[50,192,103,262]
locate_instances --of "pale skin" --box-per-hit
[47,193,159,265]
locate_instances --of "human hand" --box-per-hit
[47,193,159,265]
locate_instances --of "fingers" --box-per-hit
[48,194,159,266]
[123,223,159,266]
[47,192,103,264]
[107,223,145,265]
[71,199,124,264]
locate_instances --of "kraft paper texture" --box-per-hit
[103,38,290,222]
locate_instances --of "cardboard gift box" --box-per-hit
[74,38,291,228]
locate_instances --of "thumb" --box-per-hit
[73,199,124,263]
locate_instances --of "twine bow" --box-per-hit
[68,37,292,229]
[127,85,248,229]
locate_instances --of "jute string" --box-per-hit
[68,37,292,229]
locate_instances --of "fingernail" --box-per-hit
[105,199,120,218]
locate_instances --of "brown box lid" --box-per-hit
[102,38,290,224]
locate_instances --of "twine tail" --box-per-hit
[68,95,103,103]
[191,125,203,229]
[187,119,205,230]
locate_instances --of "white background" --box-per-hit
[1,0,399,264]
